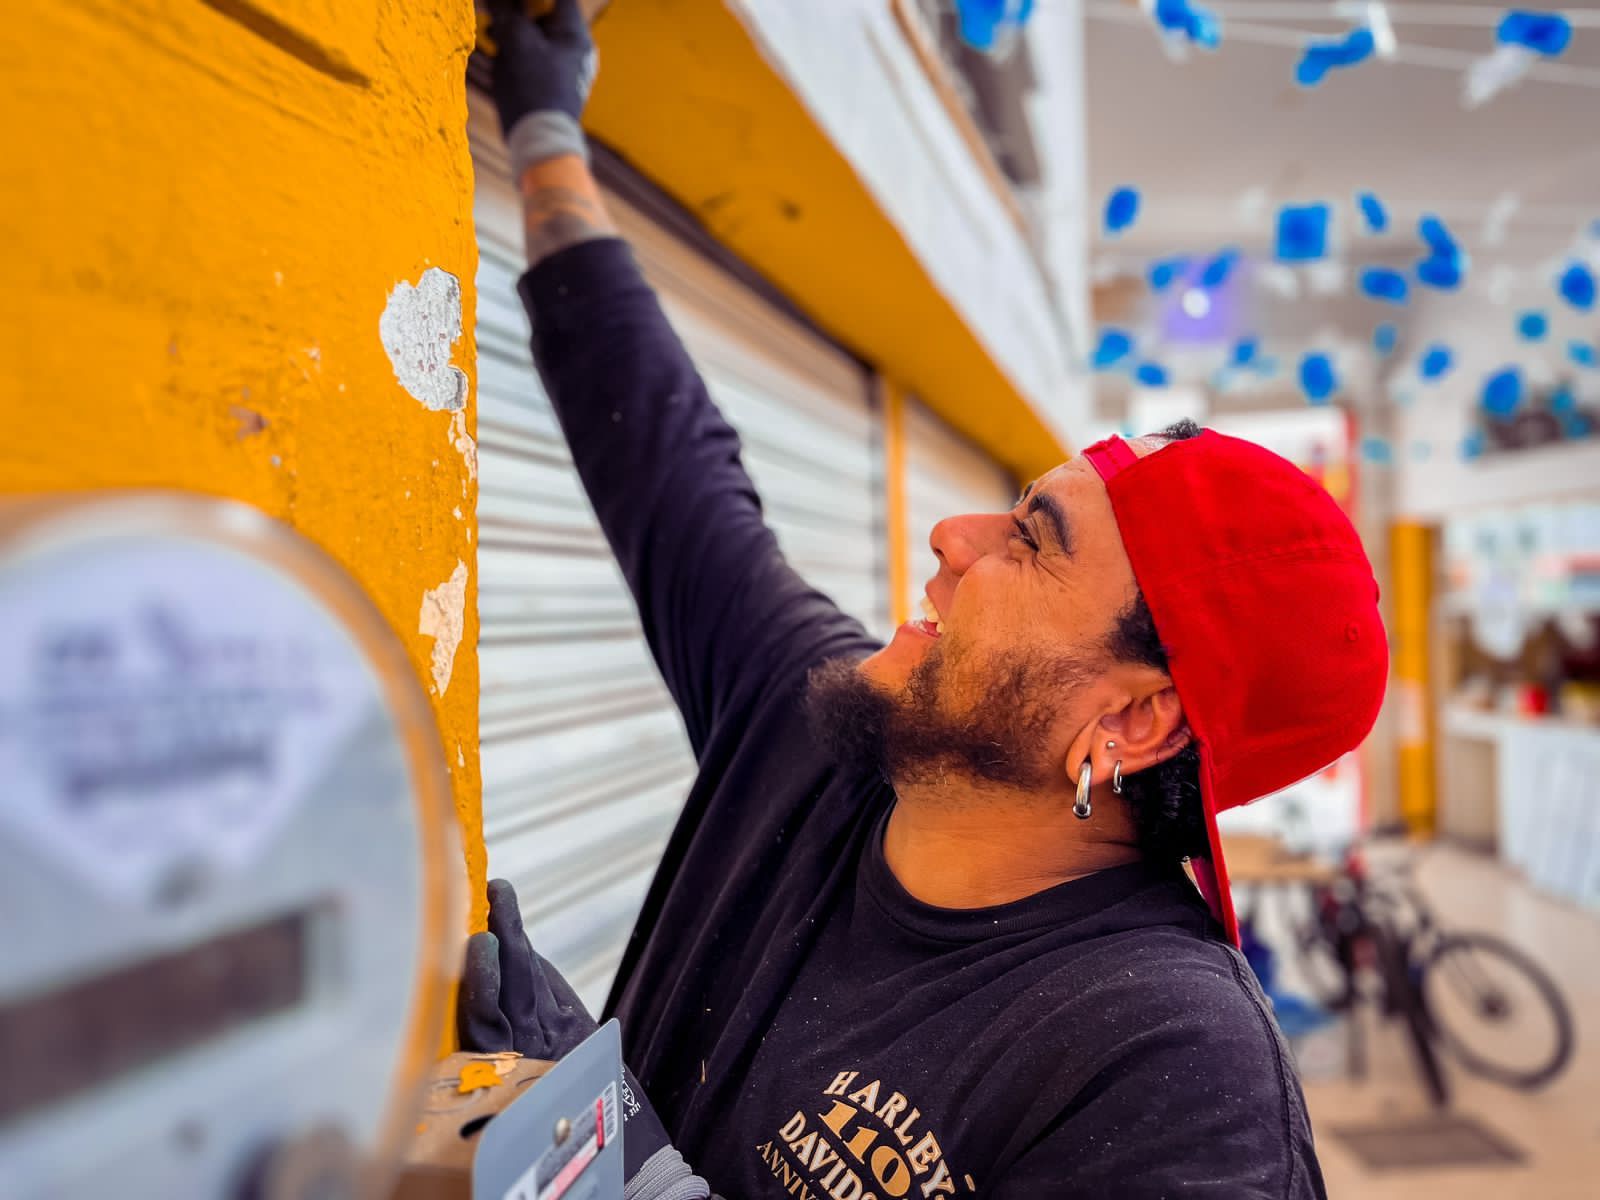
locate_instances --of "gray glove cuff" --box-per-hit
[623,1146,711,1200]
[506,110,589,178]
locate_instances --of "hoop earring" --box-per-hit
[1074,760,1093,820]
[1112,760,1124,795]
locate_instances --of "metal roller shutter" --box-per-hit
[901,399,1018,616]
[469,92,887,1009]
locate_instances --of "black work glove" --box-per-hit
[485,0,597,130]
[460,879,703,1196]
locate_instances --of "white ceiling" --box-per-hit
[1079,1,1600,415]
[1085,1,1600,272]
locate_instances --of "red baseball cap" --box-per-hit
[1082,430,1388,945]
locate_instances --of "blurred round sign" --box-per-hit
[0,494,458,1200]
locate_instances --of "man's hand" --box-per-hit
[486,0,597,130]
[459,880,710,1198]
[484,1,615,265]
[458,877,597,1060]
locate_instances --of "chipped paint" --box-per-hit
[380,267,468,412]
[449,409,478,481]
[419,560,469,697]
[457,1060,504,1094]
[229,404,269,439]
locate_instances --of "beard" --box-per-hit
[805,637,1096,792]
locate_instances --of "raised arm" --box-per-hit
[487,1,876,752]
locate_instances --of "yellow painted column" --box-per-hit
[1391,521,1438,835]
[879,377,912,628]
[2,3,484,919]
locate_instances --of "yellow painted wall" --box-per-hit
[1391,521,1438,835]
[1,2,485,923]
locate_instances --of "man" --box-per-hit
[463,3,1387,1196]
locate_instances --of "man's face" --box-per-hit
[837,446,1152,789]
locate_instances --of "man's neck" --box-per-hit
[881,781,1144,909]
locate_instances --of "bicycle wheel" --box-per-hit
[1421,932,1575,1091]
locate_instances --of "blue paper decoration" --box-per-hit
[1497,11,1573,56]
[1147,256,1189,291]
[1558,262,1597,311]
[1276,204,1331,262]
[1481,367,1523,416]
[1415,214,1466,291]
[1105,187,1141,236]
[1359,267,1409,304]
[1092,328,1134,370]
[1299,352,1337,403]
[954,0,1038,52]
[1359,436,1393,464]
[1419,344,1454,381]
[1461,430,1486,461]
[1559,411,1591,438]
[1516,310,1548,341]
[1153,0,1221,50]
[1357,192,1388,234]
[1374,323,1398,355]
[1135,361,1170,387]
[1550,385,1576,414]
[1232,337,1259,367]
[1296,28,1375,87]
[1200,248,1239,288]
[1570,340,1597,368]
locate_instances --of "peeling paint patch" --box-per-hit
[229,404,269,439]
[418,559,468,696]
[380,267,467,412]
[449,409,478,480]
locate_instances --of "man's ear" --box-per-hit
[1095,682,1187,777]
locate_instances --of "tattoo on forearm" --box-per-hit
[522,185,614,267]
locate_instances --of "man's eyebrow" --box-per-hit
[1028,491,1074,555]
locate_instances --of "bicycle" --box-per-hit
[1290,844,1575,1108]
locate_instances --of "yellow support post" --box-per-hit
[880,378,911,628]
[2,3,484,926]
[1391,521,1438,835]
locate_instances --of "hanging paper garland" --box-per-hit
[1276,204,1331,262]
[1419,344,1454,381]
[1092,328,1135,370]
[1465,11,1574,108]
[1480,366,1523,417]
[1516,310,1548,341]
[1135,361,1170,387]
[1415,214,1467,290]
[1104,186,1141,237]
[1359,267,1409,304]
[1147,256,1189,291]
[1200,248,1239,288]
[1357,192,1388,234]
[1557,261,1597,311]
[1143,0,1222,57]
[1299,352,1338,403]
[1297,27,1376,87]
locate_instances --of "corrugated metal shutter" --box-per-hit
[901,399,1018,616]
[469,92,886,1010]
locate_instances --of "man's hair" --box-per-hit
[1105,419,1209,863]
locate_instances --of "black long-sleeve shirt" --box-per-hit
[518,238,1326,1198]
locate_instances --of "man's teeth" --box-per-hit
[919,596,945,634]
